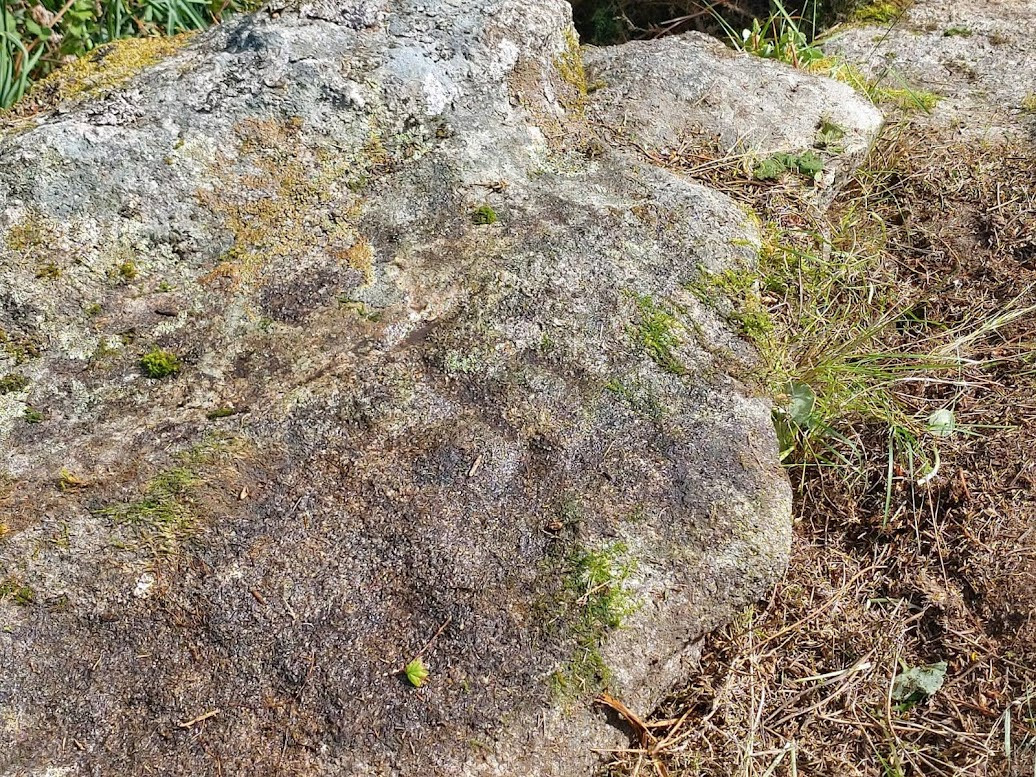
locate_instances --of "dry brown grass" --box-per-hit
[605,118,1036,776]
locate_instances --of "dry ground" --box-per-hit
[606,107,1036,776]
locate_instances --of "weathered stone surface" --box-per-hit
[0,2,852,774]
[584,33,883,205]
[827,0,1036,141]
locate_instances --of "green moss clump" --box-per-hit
[550,542,638,698]
[206,406,238,420]
[852,0,908,23]
[0,579,35,606]
[118,260,138,280]
[687,267,774,345]
[0,329,42,364]
[0,372,30,394]
[942,25,972,37]
[23,407,44,423]
[753,150,824,181]
[35,262,61,279]
[100,435,245,555]
[471,205,498,225]
[102,466,201,554]
[604,377,665,420]
[632,295,686,376]
[878,86,940,112]
[140,347,181,378]
[554,28,589,113]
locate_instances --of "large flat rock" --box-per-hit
[0,2,799,774]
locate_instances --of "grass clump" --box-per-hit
[715,0,826,69]
[631,294,687,376]
[550,542,638,699]
[100,435,244,555]
[608,120,1036,777]
[139,347,180,378]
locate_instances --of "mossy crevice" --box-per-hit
[548,541,639,700]
[687,266,774,344]
[99,434,249,555]
[630,294,687,376]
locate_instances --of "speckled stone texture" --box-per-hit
[0,0,887,773]
[826,0,1036,142]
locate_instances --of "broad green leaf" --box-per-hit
[795,150,824,176]
[892,661,947,702]
[787,381,816,427]
[926,408,956,438]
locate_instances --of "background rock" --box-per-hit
[584,32,882,205]
[0,1,896,773]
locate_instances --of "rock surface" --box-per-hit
[827,0,1036,141]
[0,2,882,774]
[584,33,882,205]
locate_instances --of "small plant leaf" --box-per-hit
[794,150,824,176]
[753,155,788,180]
[892,661,947,702]
[787,381,816,427]
[405,658,429,688]
[926,408,956,438]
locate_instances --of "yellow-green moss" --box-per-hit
[0,578,34,606]
[852,0,910,23]
[344,240,375,284]
[554,28,589,114]
[688,266,774,344]
[10,34,194,115]
[140,347,181,378]
[471,205,498,225]
[804,58,940,114]
[548,542,638,700]
[118,260,138,281]
[198,117,362,286]
[4,219,54,253]
[0,328,43,364]
[631,294,687,376]
[0,372,30,394]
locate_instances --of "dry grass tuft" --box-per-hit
[605,118,1036,777]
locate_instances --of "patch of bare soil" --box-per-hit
[606,118,1036,776]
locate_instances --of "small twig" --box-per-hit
[177,709,220,728]
[400,616,453,671]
